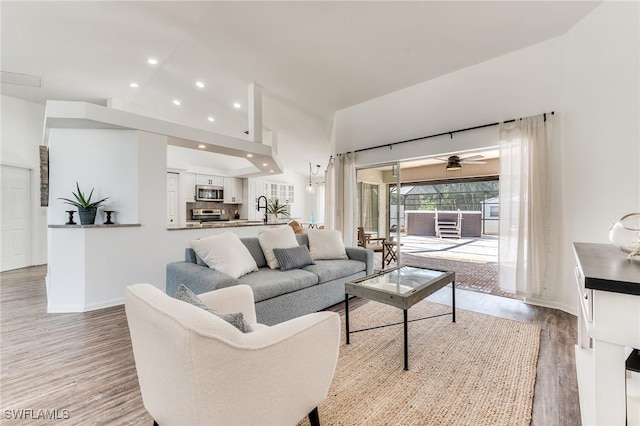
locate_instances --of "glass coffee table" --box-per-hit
[345,265,455,370]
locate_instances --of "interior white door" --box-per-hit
[1,165,31,271]
[167,172,180,226]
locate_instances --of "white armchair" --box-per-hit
[125,283,340,426]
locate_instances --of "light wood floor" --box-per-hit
[1,265,580,425]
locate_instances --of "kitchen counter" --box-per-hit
[167,220,289,230]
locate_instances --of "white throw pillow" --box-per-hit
[189,232,258,279]
[307,229,348,260]
[258,226,299,269]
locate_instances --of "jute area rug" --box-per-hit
[299,299,540,426]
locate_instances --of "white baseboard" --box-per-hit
[47,304,86,313]
[84,298,124,311]
[47,297,124,313]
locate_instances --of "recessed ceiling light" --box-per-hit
[262,163,268,167]
[147,58,158,65]
[195,81,205,89]
[269,170,274,173]
[233,102,241,109]
[129,82,139,88]
[246,154,253,158]
[172,99,181,106]
[207,116,215,122]
[198,144,206,149]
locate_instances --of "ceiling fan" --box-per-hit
[435,154,486,171]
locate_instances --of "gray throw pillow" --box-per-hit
[272,245,315,271]
[174,284,253,333]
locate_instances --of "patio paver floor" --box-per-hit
[377,235,520,300]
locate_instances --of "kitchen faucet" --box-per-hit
[257,196,268,223]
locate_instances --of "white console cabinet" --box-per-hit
[573,243,640,426]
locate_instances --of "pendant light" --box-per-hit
[307,163,321,194]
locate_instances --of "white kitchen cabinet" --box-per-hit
[248,179,267,221]
[264,182,295,204]
[179,172,196,225]
[195,174,223,187]
[224,177,244,204]
[286,184,295,204]
[265,182,279,201]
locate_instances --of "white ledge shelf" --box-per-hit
[48,224,141,228]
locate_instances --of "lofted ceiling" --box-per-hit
[1,1,599,175]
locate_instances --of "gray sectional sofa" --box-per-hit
[166,234,374,325]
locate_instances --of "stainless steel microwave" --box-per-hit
[195,185,223,202]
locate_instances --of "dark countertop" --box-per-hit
[49,224,141,228]
[573,242,640,296]
[167,220,288,230]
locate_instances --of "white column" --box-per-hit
[270,130,278,155]
[248,83,262,144]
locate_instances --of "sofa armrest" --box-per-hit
[198,285,257,325]
[345,246,374,275]
[165,261,239,297]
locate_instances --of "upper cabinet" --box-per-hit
[195,174,223,187]
[181,172,196,203]
[224,178,244,204]
[264,182,295,204]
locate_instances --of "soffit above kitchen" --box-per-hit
[44,101,282,177]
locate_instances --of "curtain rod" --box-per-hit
[353,111,554,154]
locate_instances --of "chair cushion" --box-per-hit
[258,226,300,269]
[272,245,315,271]
[303,259,367,283]
[237,268,319,302]
[307,229,348,260]
[174,284,253,333]
[190,232,258,279]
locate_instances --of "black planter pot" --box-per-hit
[78,207,98,225]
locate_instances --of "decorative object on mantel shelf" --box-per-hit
[103,210,115,225]
[59,182,109,225]
[266,198,290,223]
[65,210,76,225]
[609,212,640,259]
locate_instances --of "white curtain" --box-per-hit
[499,114,553,297]
[324,152,357,246]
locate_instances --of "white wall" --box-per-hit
[334,37,563,154]
[0,95,47,265]
[558,2,639,307]
[48,129,140,225]
[332,2,640,315]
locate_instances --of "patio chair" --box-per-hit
[357,227,386,269]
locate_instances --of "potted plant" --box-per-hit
[266,198,290,223]
[59,182,109,225]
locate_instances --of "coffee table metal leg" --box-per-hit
[452,280,456,323]
[404,309,409,370]
[345,294,350,344]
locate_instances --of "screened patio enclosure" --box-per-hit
[389,178,499,235]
